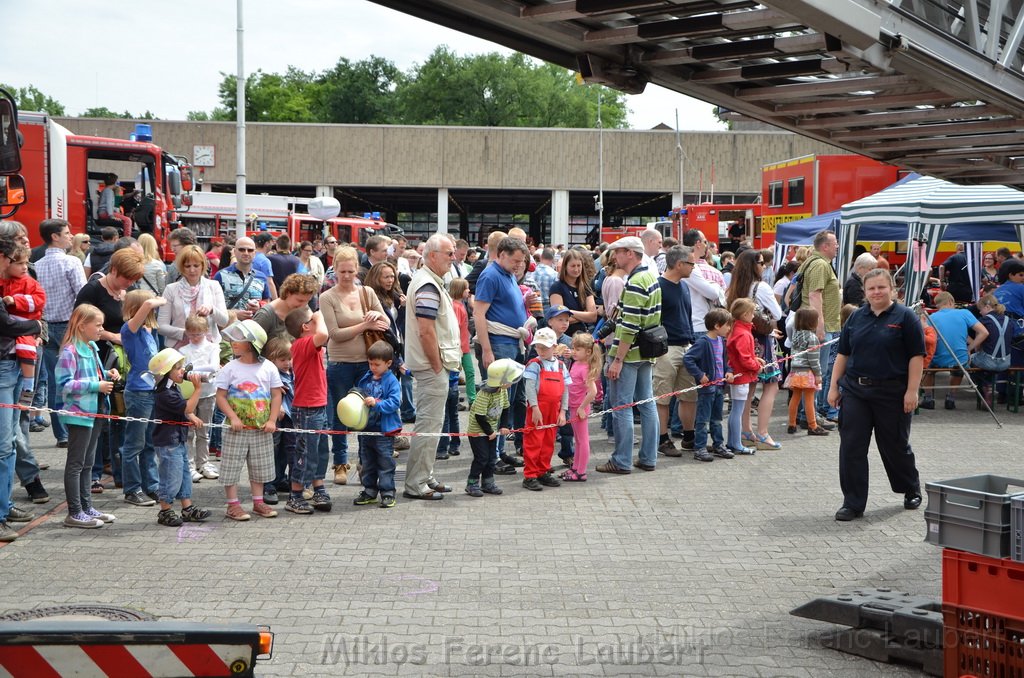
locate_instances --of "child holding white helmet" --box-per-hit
[149,348,212,527]
[465,358,524,497]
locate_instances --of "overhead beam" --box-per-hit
[774,91,959,115]
[828,116,1024,141]
[736,73,915,101]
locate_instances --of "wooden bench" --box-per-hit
[918,366,1024,413]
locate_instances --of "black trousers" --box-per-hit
[837,379,921,513]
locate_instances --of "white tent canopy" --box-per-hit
[838,174,1024,302]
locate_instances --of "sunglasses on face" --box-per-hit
[236,247,254,253]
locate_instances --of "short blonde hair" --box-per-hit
[333,246,358,273]
[175,245,208,276]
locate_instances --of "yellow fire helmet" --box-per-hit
[336,388,369,431]
[148,348,187,379]
[486,358,525,388]
[222,319,268,354]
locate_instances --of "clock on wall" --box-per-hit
[193,144,216,167]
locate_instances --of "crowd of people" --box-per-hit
[1,217,1022,540]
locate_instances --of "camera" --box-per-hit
[596,319,616,341]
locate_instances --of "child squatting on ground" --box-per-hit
[465,358,523,496]
[215,319,282,522]
[149,348,213,526]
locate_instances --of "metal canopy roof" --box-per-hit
[371,0,1024,188]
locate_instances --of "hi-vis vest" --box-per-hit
[404,267,462,372]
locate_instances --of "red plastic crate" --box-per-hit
[943,604,1024,678]
[943,549,1024,620]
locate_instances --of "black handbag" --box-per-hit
[636,324,669,359]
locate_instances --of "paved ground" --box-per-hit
[1,385,1019,677]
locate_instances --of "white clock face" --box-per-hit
[193,145,215,167]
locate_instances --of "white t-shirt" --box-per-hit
[214,358,283,428]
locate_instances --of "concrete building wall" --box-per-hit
[55,118,847,194]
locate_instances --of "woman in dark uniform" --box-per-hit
[827,268,926,521]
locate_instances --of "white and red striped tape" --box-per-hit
[0,642,252,678]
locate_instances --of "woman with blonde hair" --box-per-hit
[157,245,229,349]
[136,233,166,295]
[320,246,390,485]
[70,234,91,263]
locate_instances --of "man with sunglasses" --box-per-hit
[213,237,271,321]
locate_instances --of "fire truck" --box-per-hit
[10,112,193,260]
[178,191,400,251]
[601,203,763,250]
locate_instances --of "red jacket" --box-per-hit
[726,319,760,385]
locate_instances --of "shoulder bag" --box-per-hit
[622,268,668,359]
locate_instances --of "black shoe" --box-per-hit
[56,439,68,448]
[709,445,734,460]
[944,397,956,410]
[679,439,695,451]
[671,430,685,439]
[448,449,460,456]
[24,478,49,504]
[808,427,830,436]
[145,491,159,503]
[499,454,523,468]
[816,421,836,431]
[435,452,449,461]
[263,488,279,505]
[124,490,155,507]
[920,397,935,410]
[693,449,714,462]
[29,422,45,433]
[538,472,561,487]
[787,426,798,434]
[522,477,543,491]
[275,480,290,493]
[157,508,183,527]
[904,492,922,510]
[835,507,864,521]
[494,462,517,475]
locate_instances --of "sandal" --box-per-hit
[741,430,756,445]
[755,433,782,451]
[181,505,211,522]
[560,469,587,482]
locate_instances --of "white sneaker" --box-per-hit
[200,463,220,480]
[64,512,104,529]
[191,469,203,483]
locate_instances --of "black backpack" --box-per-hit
[783,269,804,314]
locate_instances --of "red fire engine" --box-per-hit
[11,113,193,260]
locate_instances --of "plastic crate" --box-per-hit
[943,603,1024,678]
[1013,495,1024,563]
[924,474,1024,557]
[926,511,1013,559]
[942,549,1024,620]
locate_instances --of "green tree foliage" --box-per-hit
[204,49,628,128]
[397,48,627,128]
[314,56,405,124]
[1,84,65,116]
[79,107,159,120]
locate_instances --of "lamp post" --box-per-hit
[235,0,247,241]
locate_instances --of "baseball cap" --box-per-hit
[608,236,644,255]
[531,328,558,347]
[544,305,572,322]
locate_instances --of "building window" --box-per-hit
[787,178,805,207]
[768,181,783,207]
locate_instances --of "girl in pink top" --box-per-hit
[561,333,603,482]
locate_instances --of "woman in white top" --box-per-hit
[157,245,229,349]
[725,249,784,451]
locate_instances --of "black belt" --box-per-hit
[854,376,905,387]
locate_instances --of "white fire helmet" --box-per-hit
[486,359,525,389]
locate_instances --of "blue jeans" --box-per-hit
[157,443,192,504]
[292,406,325,488]
[266,415,295,493]
[327,361,368,465]
[610,360,658,470]
[491,340,525,455]
[400,370,416,421]
[436,376,461,456]
[0,360,22,522]
[120,389,159,496]
[43,322,68,442]
[15,411,41,486]
[358,434,396,497]
[815,331,840,418]
[694,386,724,450]
[31,356,46,414]
[93,419,123,485]
[209,405,224,451]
